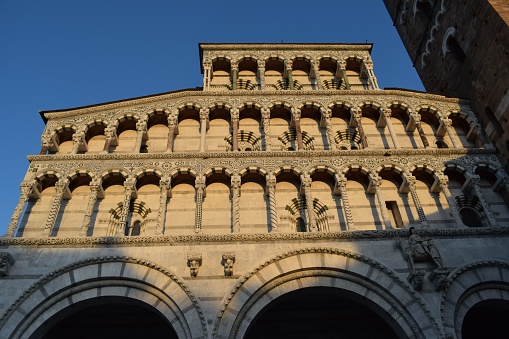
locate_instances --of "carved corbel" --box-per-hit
[0,252,15,277]
[407,270,426,291]
[222,253,235,277]
[187,254,202,278]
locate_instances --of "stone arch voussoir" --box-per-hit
[213,247,445,339]
[0,256,207,339]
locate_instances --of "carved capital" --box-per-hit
[195,175,206,190]
[231,175,241,189]
[383,108,392,118]
[136,121,147,132]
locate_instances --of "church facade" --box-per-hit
[1,43,509,338]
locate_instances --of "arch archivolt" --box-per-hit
[31,170,64,184]
[440,260,509,339]
[237,165,269,178]
[0,256,207,339]
[213,247,444,339]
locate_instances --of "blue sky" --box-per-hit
[0,1,424,236]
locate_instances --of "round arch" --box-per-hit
[213,248,444,338]
[440,260,509,339]
[0,256,207,339]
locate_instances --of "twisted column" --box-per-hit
[301,175,317,231]
[370,175,393,229]
[116,178,135,236]
[322,110,336,150]
[292,108,304,150]
[382,109,399,148]
[156,177,170,235]
[440,118,460,148]
[404,175,429,227]
[351,108,368,148]
[42,181,68,237]
[194,175,206,233]
[363,61,379,89]
[5,183,33,237]
[266,174,278,231]
[166,114,177,152]
[231,175,241,233]
[231,108,239,152]
[262,108,272,151]
[468,175,498,227]
[436,175,465,227]
[79,183,101,236]
[336,177,354,230]
[410,113,430,148]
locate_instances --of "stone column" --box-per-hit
[362,61,379,90]
[231,108,239,152]
[336,176,354,230]
[257,59,265,90]
[203,61,212,91]
[292,108,304,150]
[79,182,101,236]
[322,109,336,150]
[134,121,147,153]
[5,183,33,237]
[199,112,208,152]
[231,63,238,90]
[433,174,465,227]
[312,60,322,90]
[71,132,85,154]
[407,112,430,148]
[166,114,177,153]
[301,175,317,231]
[102,126,116,153]
[116,178,135,236]
[262,108,272,151]
[40,134,55,155]
[231,175,241,233]
[194,175,206,233]
[438,118,459,148]
[465,175,498,227]
[350,108,368,148]
[468,121,492,148]
[402,175,429,227]
[266,174,278,231]
[338,61,350,90]
[156,176,170,235]
[285,60,294,90]
[369,175,393,229]
[381,109,399,149]
[42,181,69,237]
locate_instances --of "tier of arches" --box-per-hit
[9,160,509,238]
[1,253,508,338]
[204,54,376,91]
[41,101,489,155]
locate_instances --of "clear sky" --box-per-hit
[0,1,424,236]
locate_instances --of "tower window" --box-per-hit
[460,207,484,227]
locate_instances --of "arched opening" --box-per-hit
[146,111,169,153]
[210,57,231,91]
[208,106,231,151]
[245,287,401,338]
[292,57,312,90]
[53,127,75,154]
[174,106,200,152]
[31,297,178,339]
[237,58,258,90]
[84,122,107,154]
[462,299,509,339]
[113,118,137,153]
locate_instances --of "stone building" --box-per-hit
[383,0,509,172]
[1,43,509,338]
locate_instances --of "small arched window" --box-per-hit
[131,221,141,236]
[460,207,484,227]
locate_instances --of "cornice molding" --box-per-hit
[2,227,508,247]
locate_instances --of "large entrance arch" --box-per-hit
[245,286,400,338]
[461,299,509,339]
[213,247,445,338]
[32,296,178,339]
[0,257,207,339]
